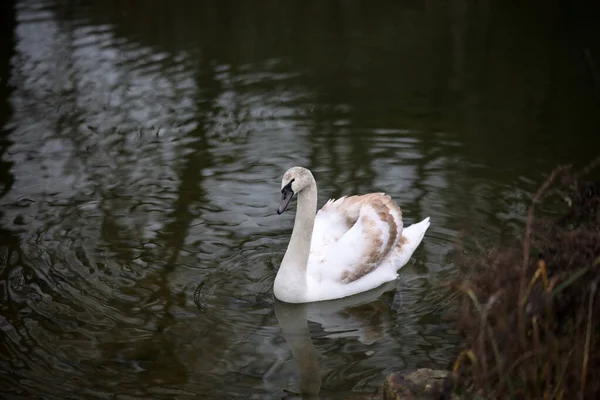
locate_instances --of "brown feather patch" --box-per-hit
[340,215,381,283]
[325,193,404,284]
[374,200,398,258]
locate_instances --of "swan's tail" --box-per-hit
[391,217,431,271]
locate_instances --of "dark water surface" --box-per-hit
[1,1,599,399]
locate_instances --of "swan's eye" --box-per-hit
[281,178,295,194]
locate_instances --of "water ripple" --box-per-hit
[4,0,594,398]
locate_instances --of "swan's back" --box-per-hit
[308,193,413,282]
[310,194,402,261]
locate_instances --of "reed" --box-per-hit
[438,158,600,400]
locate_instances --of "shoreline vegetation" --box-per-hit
[384,157,600,400]
[445,157,599,399]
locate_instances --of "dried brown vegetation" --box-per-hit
[440,158,600,400]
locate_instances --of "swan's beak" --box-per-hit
[277,185,294,215]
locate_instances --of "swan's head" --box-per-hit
[277,166,314,215]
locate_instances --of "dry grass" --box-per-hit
[437,158,600,400]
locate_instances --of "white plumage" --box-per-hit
[275,166,430,303]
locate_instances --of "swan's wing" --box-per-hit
[317,194,404,283]
[309,200,354,260]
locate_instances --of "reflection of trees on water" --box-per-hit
[0,1,210,393]
[0,0,18,331]
[128,58,219,387]
[63,0,600,171]
[0,0,16,199]
[0,0,21,365]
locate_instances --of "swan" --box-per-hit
[274,166,430,303]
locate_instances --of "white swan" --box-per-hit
[274,166,430,303]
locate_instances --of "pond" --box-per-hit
[1,0,599,399]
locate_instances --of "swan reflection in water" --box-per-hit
[273,281,399,399]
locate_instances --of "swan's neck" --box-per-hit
[275,181,318,302]
[285,182,318,267]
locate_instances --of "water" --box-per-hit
[1,0,599,399]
